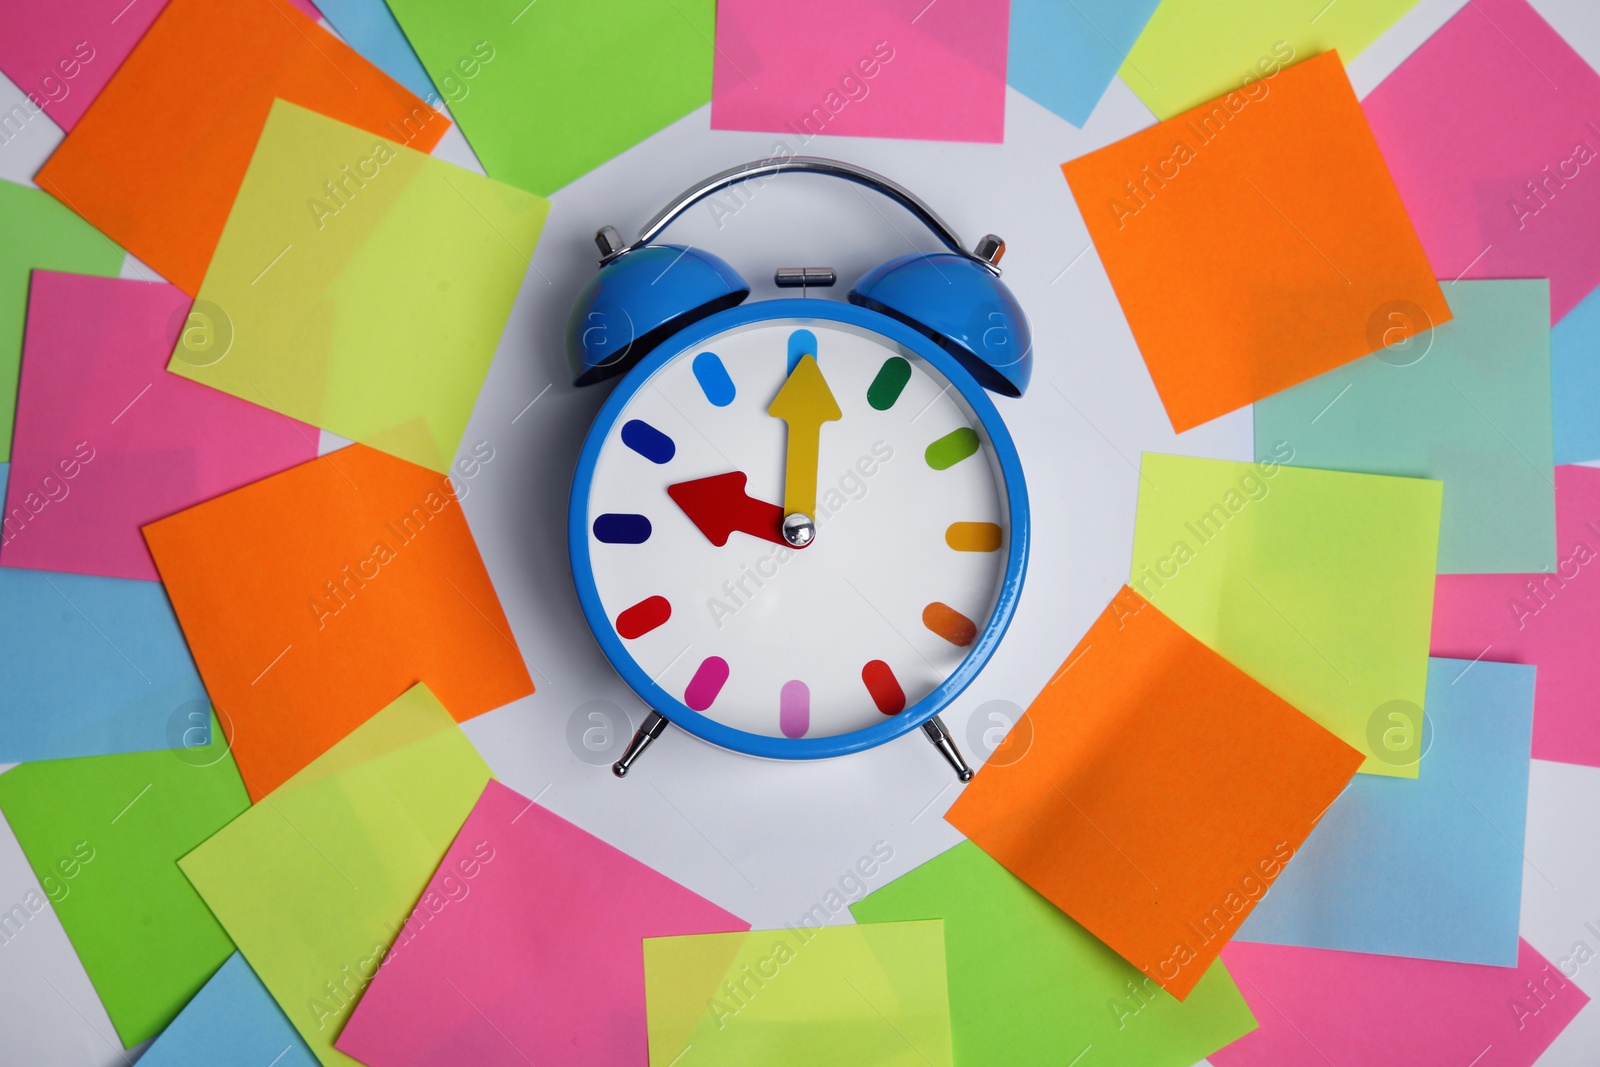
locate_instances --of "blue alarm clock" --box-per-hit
[565,157,1031,780]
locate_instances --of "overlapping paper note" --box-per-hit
[1009,0,1160,127]
[851,841,1257,1066]
[1554,287,1600,463]
[0,0,165,130]
[1063,52,1448,432]
[1131,453,1441,776]
[946,587,1363,1000]
[180,685,494,1067]
[139,953,317,1067]
[143,444,533,800]
[314,0,436,102]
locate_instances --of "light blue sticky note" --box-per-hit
[1008,0,1162,127]
[140,953,317,1067]
[1236,657,1534,966]
[0,465,209,761]
[1254,279,1555,575]
[1552,284,1600,465]
[316,0,438,103]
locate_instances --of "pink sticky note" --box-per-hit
[1363,0,1600,322]
[0,0,169,131]
[335,779,750,1067]
[711,0,1009,143]
[1,272,317,581]
[1213,939,1587,1067]
[1431,465,1600,768]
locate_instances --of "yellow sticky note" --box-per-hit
[170,99,550,472]
[1130,453,1441,777]
[644,921,954,1067]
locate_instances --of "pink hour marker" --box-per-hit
[685,656,730,712]
[780,680,809,738]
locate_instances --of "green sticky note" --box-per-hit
[0,713,247,1046]
[0,181,123,462]
[168,100,550,473]
[1131,453,1440,778]
[385,0,714,195]
[1119,0,1420,119]
[1255,280,1555,575]
[850,842,1257,1066]
[643,921,953,1066]
[179,684,492,1067]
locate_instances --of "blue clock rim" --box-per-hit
[567,297,1030,761]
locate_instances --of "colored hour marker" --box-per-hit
[685,656,730,711]
[692,351,736,407]
[923,602,977,647]
[862,660,905,715]
[946,521,1003,552]
[621,419,675,464]
[787,329,818,375]
[780,680,810,738]
[926,427,980,470]
[592,513,651,544]
[616,596,671,639]
[867,357,912,410]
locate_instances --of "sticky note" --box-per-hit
[180,685,493,1067]
[143,444,533,801]
[1212,939,1587,1067]
[643,921,953,1067]
[34,0,447,295]
[0,463,210,762]
[1552,278,1600,463]
[313,0,436,102]
[1131,453,1441,776]
[850,841,1256,1066]
[336,780,749,1067]
[0,182,123,464]
[1237,658,1534,965]
[1363,0,1600,322]
[1432,465,1600,768]
[1009,0,1160,128]
[2,272,316,581]
[712,0,1007,143]
[1119,0,1420,119]
[139,953,316,1067]
[168,100,548,473]
[0,714,248,1047]
[946,588,1362,1000]
[0,0,167,131]
[1063,53,1448,432]
[1254,279,1555,575]
[386,0,712,195]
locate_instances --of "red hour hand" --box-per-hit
[667,472,786,547]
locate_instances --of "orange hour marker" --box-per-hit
[945,522,1002,552]
[923,602,977,647]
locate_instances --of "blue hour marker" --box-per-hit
[593,514,652,544]
[692,352,736,407]
[621,419,675,464]
[787,329,817,375]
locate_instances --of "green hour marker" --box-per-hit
[867,357,912,410]
[925,427,980,470]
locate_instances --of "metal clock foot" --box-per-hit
[922,715,974,783]
[612,710,669,778]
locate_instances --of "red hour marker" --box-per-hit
[862,660,905,715]
[616,596,671,639]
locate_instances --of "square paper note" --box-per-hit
[1063,52,1449,432]
[945,587,1363,1000]
[1131,453,1442,777]
[1009,0,1161,128]
[168,100,549,473]
[1552,280,1600,463]
[1254,279,1555,575]
[139,953,316,1067]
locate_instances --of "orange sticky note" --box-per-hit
[143,444,532,801]
[36,0,447,295]
[1061,52,1448,432]
[946,587,1362,1000]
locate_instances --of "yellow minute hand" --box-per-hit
[767,353,841,544]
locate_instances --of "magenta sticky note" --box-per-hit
[1212,939,1587,1067]
[1431,465,1600,768]
[0,0,169,131]
[1363,0,1600,322]
[1,272,317,581]
[710,0,1009,143]
[335,779,750,1067]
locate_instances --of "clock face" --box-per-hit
[581,312,1012,743]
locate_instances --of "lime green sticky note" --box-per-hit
[850,842,1257,1066]
[1119,0,1420,119]
[1131,453,1441,777]
[385,0,714,195]
[179,684,492,1067]
[168,99,550,473]
[643,921,953,1067]
[0,180,124,462]
[0,713,247,1047]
